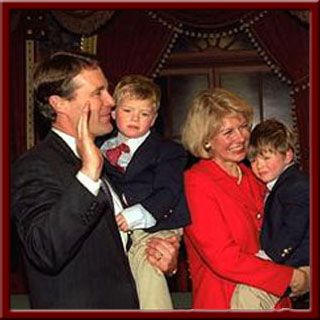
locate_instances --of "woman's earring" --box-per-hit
[204,142,211,151]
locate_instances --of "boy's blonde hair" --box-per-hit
[113,75,161,111]
[181,88,253,159]
[248,118,296,161]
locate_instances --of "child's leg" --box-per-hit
[128,230,178,309]
[231,284,280,310]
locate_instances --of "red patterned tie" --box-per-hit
[104,143,130,169]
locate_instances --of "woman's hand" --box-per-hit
[146,236,180,275]
[290,268,309,297]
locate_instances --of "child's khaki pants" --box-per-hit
[128,228,182,310]
[231,284,279,309]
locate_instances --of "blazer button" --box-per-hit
[256,213,262,219]
[281,253,286,257]
[163,214,168,219]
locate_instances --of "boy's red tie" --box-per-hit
[104,143,130,169]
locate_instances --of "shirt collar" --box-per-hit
[117,131,151,155]
[266,179,277,192]
[266,162,294,191]
[52,127,79,158]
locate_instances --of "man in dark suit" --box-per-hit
[11,52,178,309]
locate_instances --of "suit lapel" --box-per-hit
[270,165,296,194]
[48,131,81,168]
[125,133,158,177]
[265,165,297,211]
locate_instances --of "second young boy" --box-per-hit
[231,119,309,309]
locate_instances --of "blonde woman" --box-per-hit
[181,88,308,309]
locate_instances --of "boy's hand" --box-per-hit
[77,103,103,181]
[116,213,129,232]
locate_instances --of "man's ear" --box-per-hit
[285,148,294,164]
[48,95,65,112]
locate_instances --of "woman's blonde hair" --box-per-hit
[181,88,253,159]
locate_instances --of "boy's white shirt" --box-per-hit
[256,162,295,261]
[52,128,128,251]
[101,130,157,230]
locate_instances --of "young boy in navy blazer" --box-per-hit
[100,75,190,309]
[231,119,309,309]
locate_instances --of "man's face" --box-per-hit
[58,67,115,137]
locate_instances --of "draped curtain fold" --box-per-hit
[248,11,309,85]
[96,11,176,90]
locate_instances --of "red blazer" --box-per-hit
[184,160,293,309]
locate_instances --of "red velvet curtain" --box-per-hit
[96,11,176,91]
[250,11,308,82]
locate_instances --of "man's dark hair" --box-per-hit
[33,51,99,122]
